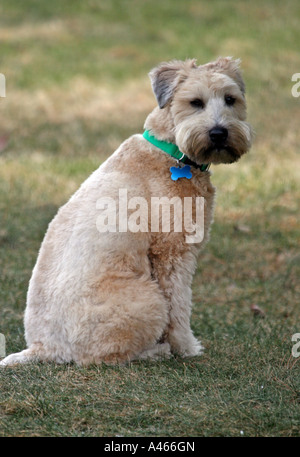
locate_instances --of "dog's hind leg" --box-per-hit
[70,273,170,366]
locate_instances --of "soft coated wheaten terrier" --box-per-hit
[1,57,252,366]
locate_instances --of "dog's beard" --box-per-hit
[200,144,241,164]
[176,120,252,165]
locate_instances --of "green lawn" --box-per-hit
[0,0,299,437]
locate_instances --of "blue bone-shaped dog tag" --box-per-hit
[170,165,192,181]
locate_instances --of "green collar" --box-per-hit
[143,130,210,172]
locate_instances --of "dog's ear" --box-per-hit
[149,59,197,109]
[216,57,246,94]
[201,57,245,94]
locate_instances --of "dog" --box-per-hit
[0,57,252,366]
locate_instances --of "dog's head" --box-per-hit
[149,57,253,165]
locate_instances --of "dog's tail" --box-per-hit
[0,344,43,367]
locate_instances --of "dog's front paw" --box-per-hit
[180,339,204,357]
[169,331,204,357]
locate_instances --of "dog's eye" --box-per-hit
[225,95,236,106]
[190,99,204,109]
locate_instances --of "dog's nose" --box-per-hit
[209,127,228,145]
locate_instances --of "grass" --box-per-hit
[0,0,299,437]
